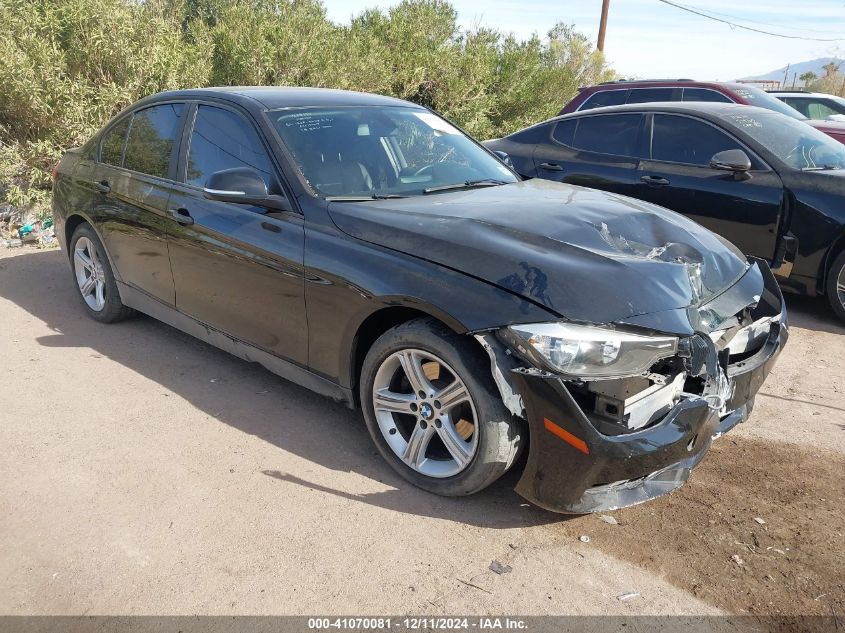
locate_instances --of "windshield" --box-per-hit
[732,85,808,120]
[720,109,845,170]
[267,106,517,198]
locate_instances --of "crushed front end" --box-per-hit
[483,258,787,514]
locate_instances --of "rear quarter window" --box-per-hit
[579,89,628,111]
[506,123,551,145]
[551,120,577,145]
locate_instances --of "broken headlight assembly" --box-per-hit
[500,323,689,434]
[500,322,678,379]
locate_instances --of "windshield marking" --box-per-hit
[268,106,517,199]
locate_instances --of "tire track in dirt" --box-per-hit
[545,436,844,616]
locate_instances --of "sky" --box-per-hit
[322,0,845,81]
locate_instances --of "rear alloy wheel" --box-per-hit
[361,318,522,496]
[826,251,845,323]
[73,235,106,312]
[69,224,134,323]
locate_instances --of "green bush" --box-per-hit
[0,0,613,220]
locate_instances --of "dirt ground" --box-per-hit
[0,246,843,617]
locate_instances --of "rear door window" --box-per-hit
[123,103,185,179]
[571,114,643,157]
[100,117,130,167]
[682,88,733,103]
[782,98,811,117]
[579,89,628,111]
[651,114,743,166]
[626,87,677,104]
[186,105,274,188]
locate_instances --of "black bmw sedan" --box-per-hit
[53,88,787,513]
[485,102,845,322]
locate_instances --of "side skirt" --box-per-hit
[118,282,355,408]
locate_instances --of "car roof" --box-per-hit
[582,79,750,92]
[139,86,418,110]
[556,101,751,118]
[769,91,838,98]
[595,78,696,85]
[513,102,774,138]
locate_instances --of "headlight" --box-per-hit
[501,322,678,379]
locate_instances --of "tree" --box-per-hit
[822,61,841,79]
[0,0,613,220]
[813,61,845,96]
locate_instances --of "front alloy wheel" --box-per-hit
[835,262,845,312]
[372,349,478,478]
[360,318,523,497]
[826,251,845,323]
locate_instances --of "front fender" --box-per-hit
[302,223,557,388]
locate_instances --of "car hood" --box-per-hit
[327,179,749,324]
[808,119,845,134]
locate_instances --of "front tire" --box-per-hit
[360,318,523,496]
[69,224,134,323]
[826,251,845,323]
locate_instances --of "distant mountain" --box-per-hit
[741,57,843,85]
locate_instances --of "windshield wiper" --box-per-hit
[325,194,408,201]
[801,164,843,171]
[423,179,509,194]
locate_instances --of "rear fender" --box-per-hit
[61,211,124,285]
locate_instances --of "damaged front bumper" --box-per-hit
[504,259,788,514]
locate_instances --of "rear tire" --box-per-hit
[826,251,845,323]
[360,317,523,496]
[69,224,134,323]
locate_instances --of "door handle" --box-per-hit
[96,180,111,194]
[640,175,670,187]
[539,162,564,172]
[261,221,281,233]
[166,208,194,226]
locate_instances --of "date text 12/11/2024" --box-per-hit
[307,618,528,630]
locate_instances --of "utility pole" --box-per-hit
[597,0,611,52]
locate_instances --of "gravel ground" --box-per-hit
[0,246,843,616]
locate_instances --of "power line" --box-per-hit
[656,0,845,42]
[692,6,843,36]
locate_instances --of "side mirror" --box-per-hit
[203,167,291,212]
[492,150,514,168]
[709,149,751,179]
